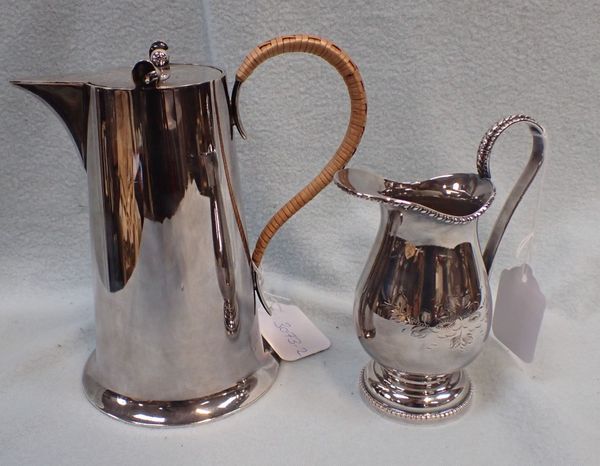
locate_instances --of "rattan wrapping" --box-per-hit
[236,34,367,266]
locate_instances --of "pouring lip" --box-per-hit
[334,168,496,225]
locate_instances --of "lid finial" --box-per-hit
[149,41,170,68]
[132,41,170,87]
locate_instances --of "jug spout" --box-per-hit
[11,80,89,167]
[334,168,495,224]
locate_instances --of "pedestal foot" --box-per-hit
[359,360,472,422]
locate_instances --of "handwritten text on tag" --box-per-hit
[258,297,331,362]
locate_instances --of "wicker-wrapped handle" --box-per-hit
[232,34,367,266]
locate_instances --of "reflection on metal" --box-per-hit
[334,115,545,421]
[201,150,239,337]
[12,43,278,426]
[360,363,472,422]
[13,35,368,426]
[83,350,278,426]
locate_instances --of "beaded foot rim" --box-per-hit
[359,366,473,423]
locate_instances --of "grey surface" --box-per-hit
[1,0,599,464]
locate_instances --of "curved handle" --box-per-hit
[476,114,545,272]
[232,34,367,266]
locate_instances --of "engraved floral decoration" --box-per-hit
[430,293,485,351]
[435,311,481,351]
[379,291,485,351]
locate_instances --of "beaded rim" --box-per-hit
[335,175,496,225]
[477,114,544,179]
[358,366,473,423]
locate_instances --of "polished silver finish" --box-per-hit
[149,41,170,67]
[334,115,545,421]
[230,80,247,139]
[131,60,162,87]
[83,350,278,427]
[9,81,90,163]
[12,44,278,426]
[148,41,170,82]
[360,363,472,422]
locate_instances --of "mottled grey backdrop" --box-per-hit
[2,0,598,317]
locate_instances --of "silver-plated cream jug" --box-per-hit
[334,115,544,421]
[12,35,366,426]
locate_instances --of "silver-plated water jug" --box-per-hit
[334,115,544,421]
[12,35,366,426]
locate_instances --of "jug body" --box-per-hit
[89,71,277,411]
[13,35,369,426]
[14,65,279,425]
[335,168,497,421]
[355,205,492,376]
[83,72,278,425]
[335,114,544,421]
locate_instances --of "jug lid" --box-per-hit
[95,64,223,90]
[17,41,224,90]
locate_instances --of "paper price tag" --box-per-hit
[492,264,546,363]
[258,297,331,362]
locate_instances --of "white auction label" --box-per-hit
[258,297,331,361]
[492,264,546,363]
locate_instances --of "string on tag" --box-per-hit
[264,291,292,304]
[515,232,534,283]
